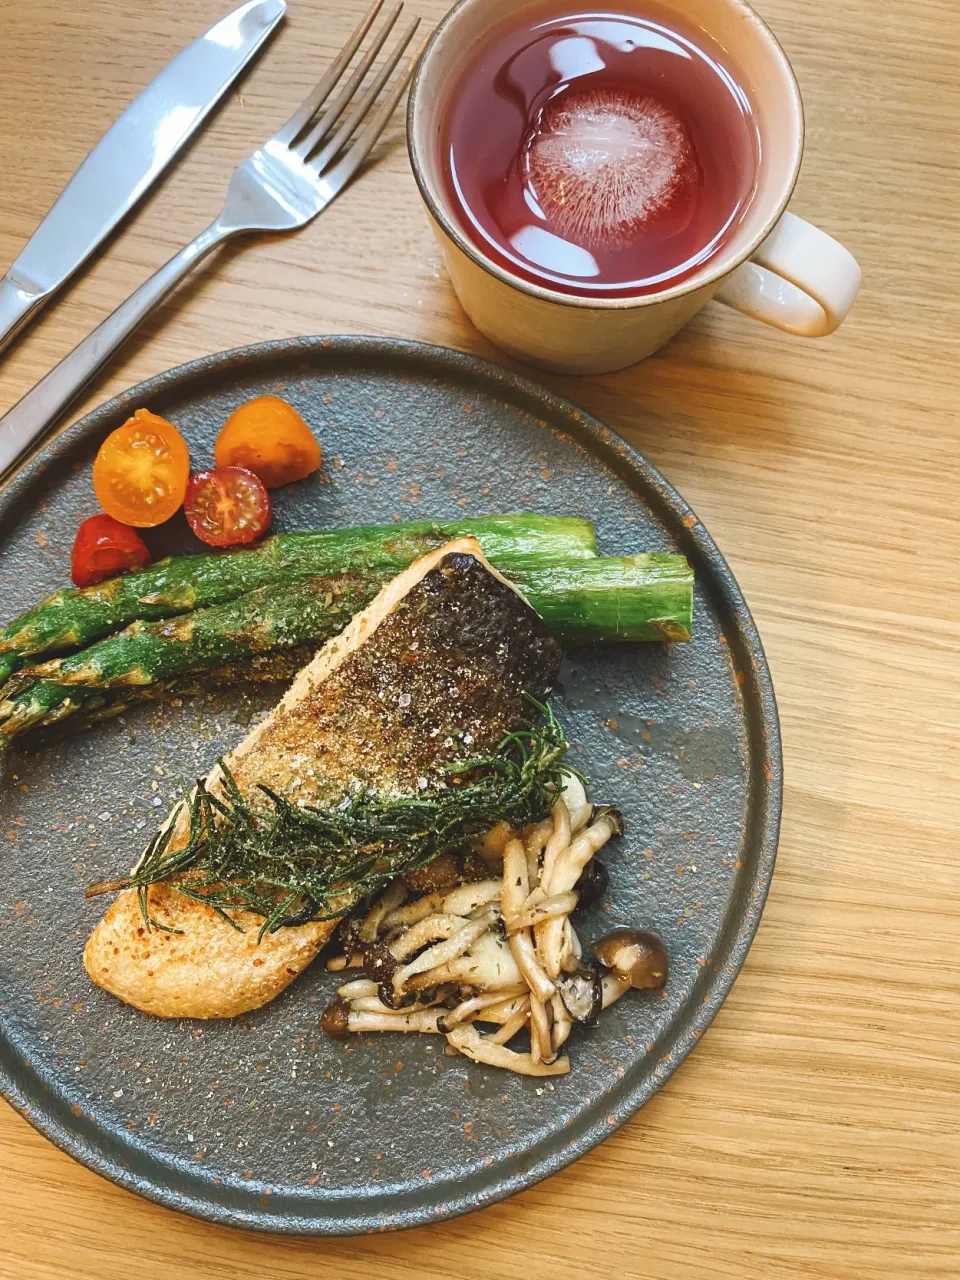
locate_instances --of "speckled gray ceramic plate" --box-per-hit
[0,337,781,1234]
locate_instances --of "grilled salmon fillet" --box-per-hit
[84,537,562,1018]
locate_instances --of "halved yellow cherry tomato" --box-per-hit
[92,408,191,527]
[214,395,322,488]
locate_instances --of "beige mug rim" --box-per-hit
[406,0,806,312]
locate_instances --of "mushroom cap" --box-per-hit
[362,941,400,989]
[559,771,591,832]
[574,858,609,910]
[320,999,351,1038]
[591,805,625,837]
[557,964,603,1025]
[593,927,668,990]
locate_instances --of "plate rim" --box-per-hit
[0,335,782,1234]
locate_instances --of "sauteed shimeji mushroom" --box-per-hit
[321,776,669,1077]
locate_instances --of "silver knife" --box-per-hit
[0,0,286,357]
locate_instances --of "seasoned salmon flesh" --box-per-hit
[84,537,562,1017]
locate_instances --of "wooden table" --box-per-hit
[1,1,957,1275]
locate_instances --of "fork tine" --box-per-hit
[293,4,405,159]
[308,17,421,172]
[273,0,386,147]
[315,36,428,197]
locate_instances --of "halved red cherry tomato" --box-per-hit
[183,467,271,547]
[214,395,322,488]
[71,514,151,588]
[92,408,191,527]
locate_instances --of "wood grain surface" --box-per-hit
[0,0,958,1276]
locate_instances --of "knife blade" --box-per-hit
[0,0,286,357]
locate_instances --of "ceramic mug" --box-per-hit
[407,0,862,375]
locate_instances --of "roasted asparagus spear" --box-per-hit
[0,554,693,745]
[0,515,598,683]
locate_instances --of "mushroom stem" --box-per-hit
[559,771,592,833]
[392,917,492,997]
[543,808,623,896]
[406,932,522,992]
[336,978,379,1001]
[600,973,631,1008]
[349,1008,444,1034]
[523,817,553,887]
[445,1025,570,1077]
[529,994,554,1065]
[534,916,566,981]
[538,810,624,977]
[559,919,583,973]
[439,986,528,1029]
[523,886,547,909]
[477,994,530,1025]
[358,881,408,942]
[551,991,573,1051]
[387,912,464,961]
[350,993,447,1015]
[506,891,579,934]
[381,880,500,930]
[488,1001,531,1046]
[539,798,571,895]
[500,838,530,922]
[539,923,565,980]
[508,929,556,1002]
[473,820,514,864]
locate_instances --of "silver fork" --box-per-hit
[0,0,423,483]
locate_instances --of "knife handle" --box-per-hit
[0,275,47,358]
[0,220,234,484]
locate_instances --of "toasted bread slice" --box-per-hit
[84,538,561,1018]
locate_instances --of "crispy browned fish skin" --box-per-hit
[84,538,562,1018]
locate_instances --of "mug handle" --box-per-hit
[714,211,861,337]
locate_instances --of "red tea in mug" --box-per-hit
[438,2,760,298]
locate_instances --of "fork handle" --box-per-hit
[0,218,236,484]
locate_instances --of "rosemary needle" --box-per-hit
[88,702,577,941]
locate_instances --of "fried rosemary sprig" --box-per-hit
[87,702,575,940]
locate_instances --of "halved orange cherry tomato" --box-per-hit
[183,467,271,547]
[214,395,322,488]
[71,514,151,587]
[92,408,191,527]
